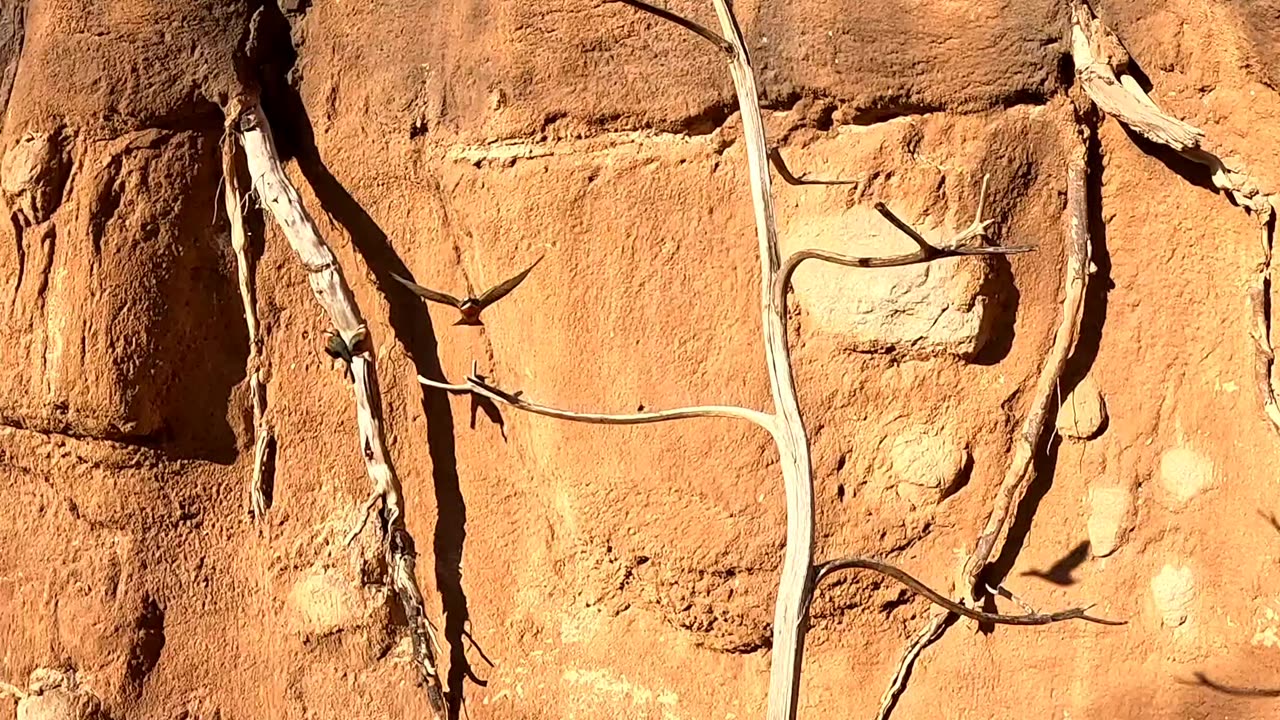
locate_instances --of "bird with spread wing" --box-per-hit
[392,255,543,326]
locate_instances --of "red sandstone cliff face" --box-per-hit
[4,1,1280,718]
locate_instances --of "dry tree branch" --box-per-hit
[773,175,1035,311]
[608,0,732,53]
[232,99,448,719]
[875,127,1095,720]
[704,4,816,718]
[768,148,857,186]
[811,557,1123,626]
[222,129,274,523]
[418,364,776,434]
[962,143,1092,595]
[1069,1,1203,151]
[1069,1,1280,433]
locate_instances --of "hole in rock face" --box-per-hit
[126,595,166,689]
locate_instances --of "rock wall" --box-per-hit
[4,1,1280,718]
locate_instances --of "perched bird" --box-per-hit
[391,256,543,326]
[324,326,368,381]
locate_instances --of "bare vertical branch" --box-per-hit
[233,99,448,719]
[964,131,1092,590]
[222,128,274,522]
[704,3,816,719]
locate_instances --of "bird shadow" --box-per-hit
[253,6,487,715]
[1020,539,1090,587]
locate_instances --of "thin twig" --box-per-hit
[1185,671,1280,698]
[222,126,274,523]
[768,147,857,186]
[774,175,1034,311]
[233,99,447,720]
[607,0,733,54]
[418,367,776,435]
[812,557,1123,626]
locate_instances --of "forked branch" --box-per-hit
[774,175,1035,310]
[221,129,274,523]
[812,556,1123,626]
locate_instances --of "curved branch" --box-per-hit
[418,372,776,435]
[812,557,1124,627]
[607,0,733,55]
[771,176,1035,311]
[774,244,1033,313]
[768,148,857,186]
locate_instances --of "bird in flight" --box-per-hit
[391,256,543,326]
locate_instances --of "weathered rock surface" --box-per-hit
[1058,373,1108,438]
[4,1,1280,719]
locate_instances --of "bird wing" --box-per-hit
[390,272,464,308]
[476,255,543,307]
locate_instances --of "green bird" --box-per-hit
[391,256,543,326]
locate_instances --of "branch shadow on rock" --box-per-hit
[971,253,1021,366]
[253,10,485,714]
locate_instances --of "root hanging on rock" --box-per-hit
[1070,1,1279,432]
[231,97,448,719]
[222,127,275,523]
[1251,218,1280,433]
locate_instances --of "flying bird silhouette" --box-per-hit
[1021,540,1091,586]
[391,256,543,326]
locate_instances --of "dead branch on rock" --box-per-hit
[231,99,448,719]
[608,0,732,54]
[222,130,274,523]
[875,126,1095,720]
[1069,1,1202,151]
[768,148,857,186]
[774,175,1035,311]
[1070,1,1280,433]
[419,362,776,433]
[811,556,1123,626]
